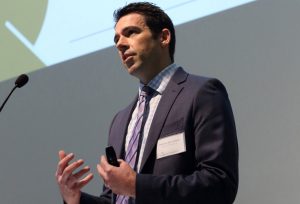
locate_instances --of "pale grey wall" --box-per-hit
[0,0,299,203]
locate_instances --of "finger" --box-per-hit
[99,155,106,165]
[117,159,125,166]
[55,150,66,177]
[73,166,91,180]
[97,164,107,182]
[56,153,74,176]
[100,155,111,169]
[76,173,94,189]
[119,160,131,169]
[58,150,66,160]
[61,159,84,183]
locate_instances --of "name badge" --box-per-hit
[157,132,186,159]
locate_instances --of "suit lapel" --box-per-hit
[140,67,188,171]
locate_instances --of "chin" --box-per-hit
[126,63,140,75]
[128,68,144,81]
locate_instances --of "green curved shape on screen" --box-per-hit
[0,0,48,82]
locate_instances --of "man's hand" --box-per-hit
[97,156,136,197]
[55,150,94,204]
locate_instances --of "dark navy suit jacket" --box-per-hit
[80,67,239,204]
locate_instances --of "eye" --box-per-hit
[124,27,141,37]
[126,29,136,37]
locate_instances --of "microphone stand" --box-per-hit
[0,85,18,112]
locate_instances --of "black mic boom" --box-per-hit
[0,74,29,112]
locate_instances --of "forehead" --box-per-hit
[115,13,147,33]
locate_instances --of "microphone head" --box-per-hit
[15,74,29,88]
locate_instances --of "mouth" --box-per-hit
[124,56,134,65]
[122,53,134,62]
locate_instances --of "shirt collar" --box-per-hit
[139,63,179,95]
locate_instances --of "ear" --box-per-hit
[160,28,171,48]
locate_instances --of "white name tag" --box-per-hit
[156,132,186,159]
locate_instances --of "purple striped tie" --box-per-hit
[116,86,154,204]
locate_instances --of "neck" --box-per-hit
[140,58,172,84]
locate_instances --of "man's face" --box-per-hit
[114,13,163,82]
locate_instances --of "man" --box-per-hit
[55,2,238,204]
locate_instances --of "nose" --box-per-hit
[116,36,128,52]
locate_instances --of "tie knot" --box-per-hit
[141,86,155,97]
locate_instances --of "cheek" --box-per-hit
[138,42,157,57]
[134,36,155,51]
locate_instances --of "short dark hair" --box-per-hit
[114,2,176,62]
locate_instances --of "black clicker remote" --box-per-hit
[105,146,119,167]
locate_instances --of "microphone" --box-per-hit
[15,74,29,88]
[0,74,29,112]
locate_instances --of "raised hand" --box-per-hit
[55,150,94,204]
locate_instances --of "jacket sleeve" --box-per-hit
[79,186,112,204]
